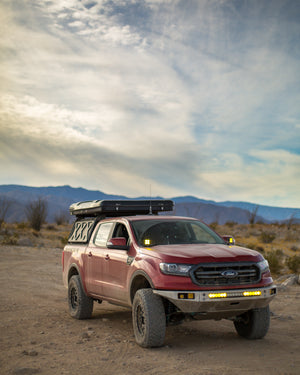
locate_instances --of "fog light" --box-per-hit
[178,293,195,299]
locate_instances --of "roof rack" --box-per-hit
[69,199,174,218]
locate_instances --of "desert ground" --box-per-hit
[0,223,299,375]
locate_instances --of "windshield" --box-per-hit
[131,219,224,247]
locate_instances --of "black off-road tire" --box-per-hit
[68,275,93,319]
[234,305,270,339]
[132,289,166,348]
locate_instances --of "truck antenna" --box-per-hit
[149,184,152,215]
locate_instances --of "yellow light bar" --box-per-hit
[208,292,227,299]
[243,291,261,297]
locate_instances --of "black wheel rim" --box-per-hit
[70,287,78,310]
[136,304,145,335]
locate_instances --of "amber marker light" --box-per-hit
[178,293,195,299]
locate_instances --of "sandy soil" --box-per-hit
[0,245,299,375]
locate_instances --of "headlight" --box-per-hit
[257,259,269,273]
[159,263,192,276]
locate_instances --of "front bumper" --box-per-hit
[153,285,276,316]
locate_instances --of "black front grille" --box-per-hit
[191,262,260,287]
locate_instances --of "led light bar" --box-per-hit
[208,290,262,299]
[208,293,227,299]
[243,291,261,297]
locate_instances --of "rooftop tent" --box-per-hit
[69,199,174,218]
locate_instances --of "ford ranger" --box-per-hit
[62,199,276,347]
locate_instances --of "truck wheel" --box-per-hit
[132,289,166,348]
[68,275,93,319]
[234,305,270,339]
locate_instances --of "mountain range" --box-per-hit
[0,184,299,224]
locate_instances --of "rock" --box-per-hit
[22,350,38,357]
[281,275,298,287]
[82,332,91,339]
[13,368,40,374]
[17,238,34,247]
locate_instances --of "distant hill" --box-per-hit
[172,196,300,222]
[0,184,299,224]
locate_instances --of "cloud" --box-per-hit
[0,0,299,207]
[200,150,300,207]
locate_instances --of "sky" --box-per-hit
[0,0,299,208]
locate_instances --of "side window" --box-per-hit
[94,222,113,247]
[112,223,129,244]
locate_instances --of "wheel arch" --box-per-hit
[129,270,154,303]
[68,263,81,282]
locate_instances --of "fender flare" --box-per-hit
[67,263,87,293]
[129,270,154,303]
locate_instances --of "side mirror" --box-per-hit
[107,237,129,250]
[222,235,235,246]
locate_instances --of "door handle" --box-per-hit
[105,254,110,261]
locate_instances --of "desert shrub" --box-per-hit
[0,197,14,229]
[1,233,18,245]
[32,230,39,237]
[255,245,265,254]
[25,198,48,231]
[16,222,29,230]
[245,243,265,253]
[54,211,69,225]
[260,231,276,244]
[290,246,299,252]
[60,236,69,246]
[265,250,283,274]
[285,230,300,241]
[286,255,300,273]
[225,221,237,227]
[209,222,218,230]
[46,224,57,231]
[248,205,259,225]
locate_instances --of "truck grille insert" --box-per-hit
[191,263,260,286]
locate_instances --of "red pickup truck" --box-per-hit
[62,200,276,347]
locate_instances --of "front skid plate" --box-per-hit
[153,285,276,314]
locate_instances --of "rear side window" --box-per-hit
[94,222,113,247]
[68,218,98,244]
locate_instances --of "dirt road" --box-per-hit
[0,245,299,375]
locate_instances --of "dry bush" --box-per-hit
[0,196,14,229]
[46,224,57,231]
[260,231,276,243]
[25,198,48,231]
[60,235,69,246]
[54,211,69,225]
[0,225,19,245]
[265,250,284,275]
[286,255,300,273]
[248,205,259,225]
[16,222,29,230]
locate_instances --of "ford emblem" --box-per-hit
[221,270,238,278]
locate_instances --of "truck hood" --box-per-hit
[140,244,262,264]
